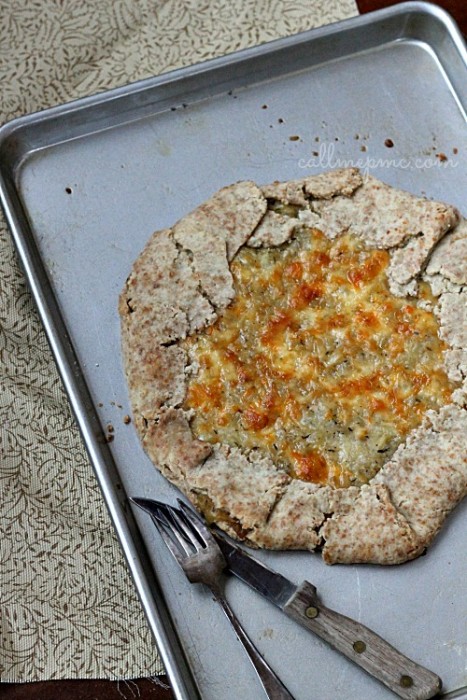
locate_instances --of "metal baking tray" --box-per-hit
[1,3,466,699]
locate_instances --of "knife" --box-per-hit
[212,528,442,700]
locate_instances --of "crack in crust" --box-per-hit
[120,170,467,565]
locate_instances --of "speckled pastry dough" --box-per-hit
[119,169,467,565]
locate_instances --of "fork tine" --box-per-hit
[132,497,208,555]
[150,500,206,554]
[152,514,187,566]
[150,504,194,558]
[177,499,213,543]
[159,507,195,554]
[167,506,206,553]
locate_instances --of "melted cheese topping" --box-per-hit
[183,227,456,487]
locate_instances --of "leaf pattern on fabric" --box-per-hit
[0,0,358,682]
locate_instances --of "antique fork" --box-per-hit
[131,497,296,700]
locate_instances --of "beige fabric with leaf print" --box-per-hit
[0,0,358,682]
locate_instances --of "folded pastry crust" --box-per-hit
[119,169,466,565]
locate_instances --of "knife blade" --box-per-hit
[213,529,442,700]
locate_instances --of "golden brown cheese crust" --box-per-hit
[183,229,455,489]
[119,169,467,565]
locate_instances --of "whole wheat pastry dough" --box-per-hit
[120,169,467,565]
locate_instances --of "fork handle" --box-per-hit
[213,590,296,700]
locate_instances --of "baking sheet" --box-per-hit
[1,3,466,699]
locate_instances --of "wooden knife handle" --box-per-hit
[283,581,441,700]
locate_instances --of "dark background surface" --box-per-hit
[2,1,465,698]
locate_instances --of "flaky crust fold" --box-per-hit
[120,170,466,565]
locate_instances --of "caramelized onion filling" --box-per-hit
[184,227,455,487]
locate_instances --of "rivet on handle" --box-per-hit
[353,640,366,654]
[305,606,319,619]
[400,675,414,688]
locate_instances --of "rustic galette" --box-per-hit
[120,169,467,565]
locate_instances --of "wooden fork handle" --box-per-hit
[283,581,441,700]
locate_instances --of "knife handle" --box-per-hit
[283,581,441,700]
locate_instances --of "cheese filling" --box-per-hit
[183,226,456,487]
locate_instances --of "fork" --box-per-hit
[131,497,296,700]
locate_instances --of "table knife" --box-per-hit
[213,529,441,700]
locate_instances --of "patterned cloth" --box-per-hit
[0,0,358,682]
